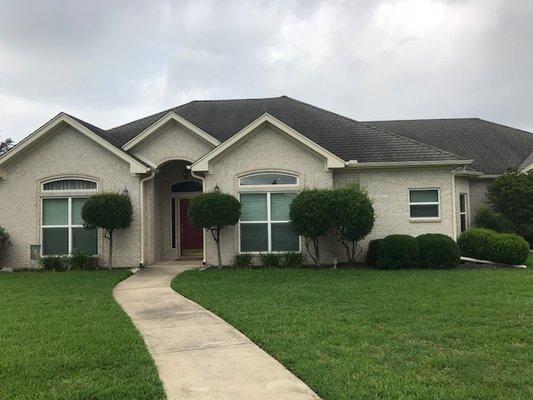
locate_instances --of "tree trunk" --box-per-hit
[313,237,320,267]
[108,229,114,269]
[210,228,223,268]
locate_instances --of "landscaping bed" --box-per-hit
[173,267,532,400]
[0,271,165,400]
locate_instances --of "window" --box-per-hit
[239,193,299,252]
[43,179,97,191]
[240,173,297,186]
[409,189,440,219]
[459,193,468,232]
[41,198,97,255]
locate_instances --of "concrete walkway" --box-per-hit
[113,261,320,400]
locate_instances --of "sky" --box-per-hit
[0,0,532,143]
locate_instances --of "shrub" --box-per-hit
[485,233,530,265]
[280,251,304,268]
[0,226,11,254]
[259,253,282,268]
[377,235,419,269]
[83,193,132,268]
[39,255,67,271]
[234,253,253,269]
[474,207,513,233]
[189,191,241,268]
[366,239,382,266]
[330,185,375,263]
[290,189,333,266]
[68,249,97,271]
[457,228,496,260]
[417,234,460,269]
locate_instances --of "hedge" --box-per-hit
[377,235,419,269]
[366,239,381,266]
[417,233,460,269]
[457,228,495,260]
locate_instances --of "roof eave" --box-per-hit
[343,159,474,169]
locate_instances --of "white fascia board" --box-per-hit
[191,113,345,172]
[122,112,221,151]
[344,159,474,169]
[0,113,149,174]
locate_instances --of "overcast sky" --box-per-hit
[1,0,532,142]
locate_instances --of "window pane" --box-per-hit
[271,193,296,221]
[71,198,87,225]
[459,194,466,212]
[241,174,297,186]
[271,223,299,251]
[43,198,68,225]
[410,190,438,203]
[460,215,467,233]
[42,227,68,255]
[410,204,439,218]
[72,227,98,255]
[43,179,96,191]
[240,194,267,221]
[240,223,268,252]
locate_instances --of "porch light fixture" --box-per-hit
[183,168,190,181]
[122,187,130,197]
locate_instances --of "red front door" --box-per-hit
[179,198,203,256]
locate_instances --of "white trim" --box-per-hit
[408,188,441,220]
[122,112,220,151]
[521,163,532,172]
[345,160,474,169]
[238,192,301,254]
[40,197,98,256]
[191,113,346,172]
[0,113,149,174]
[478,174,501,179]
[42,178,99,192]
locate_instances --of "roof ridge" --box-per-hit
[283,96,464,160]
[364,117,478,123]
[475,118,533,136]
[188,95,285,104]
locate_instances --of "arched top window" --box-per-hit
[239,173,298,186]
[43,179,98,191]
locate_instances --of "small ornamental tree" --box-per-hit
[188,191,241,268]
[289,189,332,266]
[487,169,533,245]
[331,184,375,263]
[82,193,133,269]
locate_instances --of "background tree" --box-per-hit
[0,226,12,267]
[82,193,133,268]
[188,191,241,267]
[289,189,332,266]
[0,137,14,156]
[331,184,375,263]
[487,169,533,245]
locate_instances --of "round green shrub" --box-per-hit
[485,233,530,265]
[377,235,419,269]
[417,233,460,269]
[457,228,496,259]
[366,239,382,266]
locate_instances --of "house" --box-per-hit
[0,96,531,269]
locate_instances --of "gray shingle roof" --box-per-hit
[519,151,533,171]
[106,96,459,163]
[364,118,533,175]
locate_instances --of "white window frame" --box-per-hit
[238,172,299,188]
[459,192,469,232]
[40,197,97,256]
[41,178,98,193]
[408,188,441,220]
[238,192,301,254]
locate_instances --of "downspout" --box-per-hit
[450,168,459,241]
[140,169,157,267]
[190,166,207,266]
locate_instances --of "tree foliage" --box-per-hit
[82,193,133,268]
[0,137,13,156]
[330,184,375,263]
[289,189,332,266]
[188,191,241,267]
[487,169,533,245]
[474,207,513,233]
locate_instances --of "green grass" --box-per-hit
[173,268,532,400]
[527,253,533,268]
[0,271,165,400]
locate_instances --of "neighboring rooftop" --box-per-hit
[365,118,533,175]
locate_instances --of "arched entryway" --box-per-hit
[153,160,203,262]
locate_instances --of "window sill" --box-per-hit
[409,218,441,223]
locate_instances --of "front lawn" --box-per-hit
[173,267,532,400]
[0,271,165,400]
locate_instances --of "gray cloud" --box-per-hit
[0,0,532,142]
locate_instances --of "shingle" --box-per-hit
[365,118,533,175]
[107,96,459,163]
